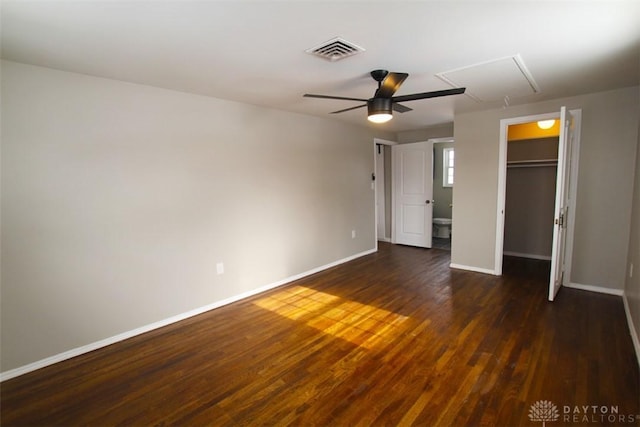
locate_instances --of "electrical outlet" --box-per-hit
[216,262,224,275]
[351,230,356,239]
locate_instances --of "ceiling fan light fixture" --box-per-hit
[367,98,393,123]
[537,119,555,129]
[304,69,464,123]
[368,113,393,124]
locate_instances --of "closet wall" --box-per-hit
[504,137,559,259]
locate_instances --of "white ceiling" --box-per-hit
[2,1,639,133]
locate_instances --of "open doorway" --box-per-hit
[431,138,455,251]
[496,108,582,300]
[503,121,559,261]
[374,137,454,253]
[374,138,396,244]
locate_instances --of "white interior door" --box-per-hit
[392,141,434,248]
[375,145,386,240]
[549,106,573,301]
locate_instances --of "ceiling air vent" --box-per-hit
[306,37,365,62]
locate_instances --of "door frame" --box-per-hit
[373,138,397,250]
[375,137,453,250]
[494,109,582,278]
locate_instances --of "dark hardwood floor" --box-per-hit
[2,243,639,426]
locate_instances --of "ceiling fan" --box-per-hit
[304,70,466,123]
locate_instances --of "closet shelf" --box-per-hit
[507,159,558,168]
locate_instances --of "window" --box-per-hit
[443,147,454,187]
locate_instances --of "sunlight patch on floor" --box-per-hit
[254,286,408,349]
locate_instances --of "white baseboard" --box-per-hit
[449,263,497,276]
[0,247,377,382]
[622,293,640,368]
[503,251,551,261]
[377,237,391,243]
[564,282,624,296]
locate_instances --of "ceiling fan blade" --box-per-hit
[330,104,367,114]
[304,94,368,102]
[375,72,409,98]
[392,103,413,113]
[392,87,466,103]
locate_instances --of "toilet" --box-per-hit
[433,218,452,239]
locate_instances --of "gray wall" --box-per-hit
[507,137,559,162]
[504,166,557,258]
[452,86,639,291]
[624,86,640,360]
[397,123,454,144]
[433,142,454,219]
[0,61,393,372]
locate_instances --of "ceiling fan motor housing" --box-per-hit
[370,69,389,83]
[368,97,393,116]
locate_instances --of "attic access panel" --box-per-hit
[437,55,540,102]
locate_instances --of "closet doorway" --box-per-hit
[495,108,582,301]
[504,122,559,261]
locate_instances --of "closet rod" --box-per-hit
[507,159,558,169]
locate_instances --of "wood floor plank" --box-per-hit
[1,243,639,426]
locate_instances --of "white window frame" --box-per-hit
[443,147,454,187]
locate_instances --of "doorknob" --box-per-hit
[426,200,434,204]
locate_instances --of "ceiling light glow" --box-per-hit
[368,113,393,123]
[537,119,555,129]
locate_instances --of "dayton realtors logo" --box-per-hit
[528,400,640,425]
[528,400,559,427]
